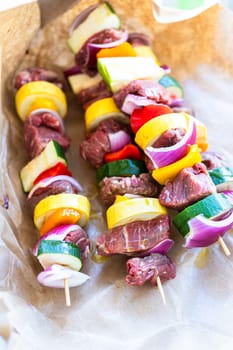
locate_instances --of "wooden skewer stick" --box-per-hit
[64,278,71,307]
[218,237,231,256]
[156,276,166,305]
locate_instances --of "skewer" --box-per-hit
[64,278,71,307]
[218,237,231,256]
[156,276,166,305]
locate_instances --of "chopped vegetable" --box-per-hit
[145,117,196,168]
[106,196,167,229]
[39,208,81,236]
[104,144,142,162]
[37,240,82,271]
[135,112,190,150]
[37,264,89,288]
[121,94,170,115]
[33,164,72,185]
[15,81,67,120]
[108,130,131,152]
[184,212,233,248]
[33,224,82,255]
[67,2,121,54]
[68,4,99,35]
[158,75,184,100]
[34,193,91,229]
[68,73,102,95]
[97,57,165,92]
[96,159,147,183]
[209,167,233,191]
[151,144,202,185]
[85,97,128,132]
[173,193,233,236]
[193,117,208,152]
[130,104,172,133]
[20,141,67,192]
[97,42,136,58]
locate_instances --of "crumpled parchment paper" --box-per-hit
[1,1,233,349]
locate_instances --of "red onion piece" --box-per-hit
[64,66,82,78]
[160,64,171,74]
[33,224,81,255]
[139,239,174,257]
[121,94,160,115]
[69,4,98,35]
[37,264,89,288]
[28,175,83,199]
[185,212,233,248]
[145,118,196,168]
[108,130,131,152]
[30,108,65,134]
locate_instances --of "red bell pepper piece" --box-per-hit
[130,104,173,134]
[104,144,142,163]
[33,162,72,184]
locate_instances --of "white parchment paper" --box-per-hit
[1,1,233,349]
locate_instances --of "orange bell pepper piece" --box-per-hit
[39,208,81,236]
[96,42,137,58]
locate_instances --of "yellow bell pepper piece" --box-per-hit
[192,117,208,152]
[134,45,161,66]
[152,144,202,185]
[96,42,137,58]
[135,112,190,150]
[34,193,90,230]
[85,97,128,131]
[106,197,167,229]
[15,81,67,121]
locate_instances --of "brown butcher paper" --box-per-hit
[1,1,233,349]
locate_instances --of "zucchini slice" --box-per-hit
[209,167,233,186]
[68,2,121,54]
[37,240,82,272]
[97,57,165,92]
[159,75,184,99]
[20,141,67,192]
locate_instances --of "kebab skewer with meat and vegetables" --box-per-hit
[14,67,91,306]
[67,2,233,263]
[65,1,180,303]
